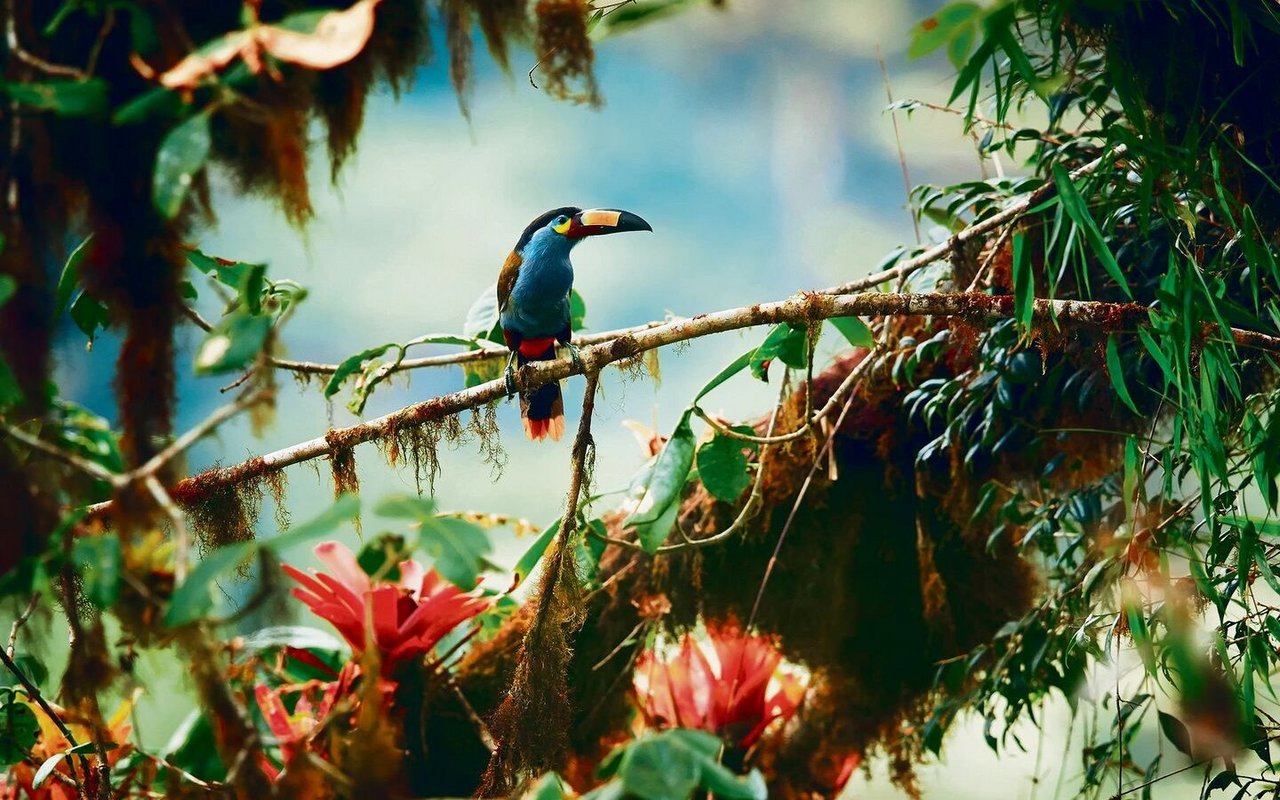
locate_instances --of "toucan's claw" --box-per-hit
[567,344,583,372]
[504,352,518,397]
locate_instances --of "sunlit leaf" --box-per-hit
[830,315,874,348]
[194,309,271,374]
[1,78,107,115]
[749,323,809,382]
[625,410,696,553]
[153,110,213,219]
[697,433,752,502]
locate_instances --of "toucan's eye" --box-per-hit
[552,215,572,234]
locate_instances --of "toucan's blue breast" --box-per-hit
[502,228,575,337]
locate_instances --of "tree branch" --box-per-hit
[83,289,1280,518]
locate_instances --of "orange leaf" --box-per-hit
[159,31,256,89]
[259,0,382,70]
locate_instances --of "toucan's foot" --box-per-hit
[504,357,518,397]
[567,343,583,372]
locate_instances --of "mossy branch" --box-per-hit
[481,370,600,793]
[82,289,1280,518]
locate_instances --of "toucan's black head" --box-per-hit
[514,206,652,253]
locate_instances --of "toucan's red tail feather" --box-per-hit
[515,338,564,442]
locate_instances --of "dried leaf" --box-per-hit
[259,0,383,70]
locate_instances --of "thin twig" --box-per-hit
[826,145,1124,294]
[4,0,86,79]
[0,650,85,788]
[143,475,193,583]
[131,387,268,481]
[6,593,38,659]
[263,318,671,377]
[744,349,872,632]
[878,46,920,244]
[181,304,215,333]
[0,422,122,485]
[447,676,496,753]
[592,374,798,554]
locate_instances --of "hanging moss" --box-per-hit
[263,468,290,531]
[534,0,601,106]
[187,475,265,553]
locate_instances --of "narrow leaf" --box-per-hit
[830,315,874,348]
[1105,335,1140,415]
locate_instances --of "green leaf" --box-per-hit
[610,730,767,800]
[374,494,437,519]
[625,410,696,553]
[512,521,559,590]
[265,493,360,552]
[1105,335,1140,415]
[617,733,703,800]
[0,362,20,409]
[749,323,809,382]
[161,711,226,782]
[194,309,271,374]
[1052,164,1131,299]
[576,520,609,589]
[1157,710,1192,755]
[593,0,688,37]
[113,85,184,125]
[697,434,752,502]
[693,349,753,403]
[53,236,93,318]
[324,344,396,399]
[418,515,492,588]
[72,534,122,609]
[1,78,107,115]
[153,111,213,219]
[164,540,256,627]
[356,534,410,581]
[1011,231,1034,332]
[570,289,587,331]
[0,276,15,308]
[830,315,874,348]
[69,291,110,343]
[908,3,981,59]
[0,700,39,766]
[10,655,47,691]
[525,772,571,800]
[463,284,504,344]
[375,495,494,587]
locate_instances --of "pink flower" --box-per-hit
[633,622,805,749]
[282,541,490,673]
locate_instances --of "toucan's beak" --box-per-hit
[567,208,653,239]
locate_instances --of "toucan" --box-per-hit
[498,207,652,441]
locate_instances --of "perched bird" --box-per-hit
[498,206,652,441]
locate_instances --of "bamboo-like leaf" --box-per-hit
[1105,335,1140,415]
[1052,164,1131,298]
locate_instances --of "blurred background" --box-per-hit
[38,1,1150,796]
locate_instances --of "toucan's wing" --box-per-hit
[497,250,522,313]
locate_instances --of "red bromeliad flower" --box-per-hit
[254,678,344,781]
[633,622,805,749]
[282,541,490,673]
